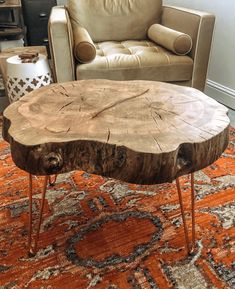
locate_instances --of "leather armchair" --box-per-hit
[48,0,215,91]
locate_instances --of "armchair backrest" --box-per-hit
[66,0,162,42]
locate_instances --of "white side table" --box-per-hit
[6,54,53,103]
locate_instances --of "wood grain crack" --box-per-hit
[152,136,163,151]
[59,101,73,111]
[155,111,163,120]
[158,108,214,136]
[91,89,149,119]
[59,85,69,97]
[106,128,111,143]
[150,110,161,133]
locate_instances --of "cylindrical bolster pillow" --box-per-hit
[73,26,96,63]
[148,24,192,55]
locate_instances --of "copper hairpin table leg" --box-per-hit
[28,174,49,256]
[28,172,195,256]
[28,174,33,253]
[190,173,196,251]
[176,173,196,255]
[176,177,191,255]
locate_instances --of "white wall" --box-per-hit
[164,0,235,109]
[56,0,67,5]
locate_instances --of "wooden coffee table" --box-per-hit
[2,79,230,256]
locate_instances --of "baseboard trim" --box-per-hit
[206,79,235,110]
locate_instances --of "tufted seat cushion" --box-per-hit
[76,40,193,82]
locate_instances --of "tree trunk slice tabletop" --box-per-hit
[2,80,230,184]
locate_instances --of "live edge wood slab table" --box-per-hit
[2,79,230,256]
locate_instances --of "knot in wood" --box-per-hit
[114,147,126,167]
[42,152,63,174]
[176,143,193,176]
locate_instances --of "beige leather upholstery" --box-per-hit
[148,24,192,55]
[73,26,96,63]
[48,1,215,91]
[48,6,75,82]
[161,6,215,91]
[67,0,162,42]
[77,40,193,81]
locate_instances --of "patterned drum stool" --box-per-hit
[6,53,53,103]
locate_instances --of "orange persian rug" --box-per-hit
[0,127,234,289]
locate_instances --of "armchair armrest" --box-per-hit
[161,5,215,91]
[48,6,75,83]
